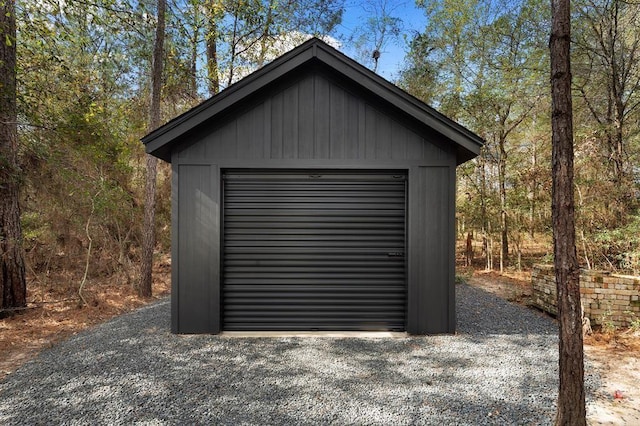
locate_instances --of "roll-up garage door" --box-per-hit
[222,171,406,331]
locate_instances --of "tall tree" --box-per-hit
[206,0,221,96]
[16,0,149,286]
[212,0,342,87]
[0,0,27,312]
[139,0,166,298]
[404,0,548,270]
[550,0,586,423]
[574,0,640,187]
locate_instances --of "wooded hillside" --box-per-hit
[2,0,639,308]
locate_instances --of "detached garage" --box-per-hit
[142,37,483,335]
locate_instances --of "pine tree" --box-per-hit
[0,0,27,313]
[550,0,586,423]
[139,0,166,298]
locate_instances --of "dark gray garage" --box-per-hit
[142,37,483,335]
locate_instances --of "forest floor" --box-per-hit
[0,255,171,381]
[1,256,638,424]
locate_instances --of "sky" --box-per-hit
[334,1,427,81]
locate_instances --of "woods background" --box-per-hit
[8,0,640,299]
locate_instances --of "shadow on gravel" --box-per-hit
[0,284,598,425]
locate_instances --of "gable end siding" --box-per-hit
[173,72,453,165]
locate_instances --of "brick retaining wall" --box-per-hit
[532,264,640,328]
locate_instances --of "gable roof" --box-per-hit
[142,37,483,164]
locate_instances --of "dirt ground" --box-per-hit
[0,256,171,381]
[1,262,638,425]
[469,270,640,426]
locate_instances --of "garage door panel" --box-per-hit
[224,260,403,267]
[224,265,404,272]
[224,296,406,305]
[224,203,405,211]
[224,209,404,216]
[224,244,403,250]
[225,227,403,235]
[224,278,405,286]
[225,312,406,320]
[222,171,406,331]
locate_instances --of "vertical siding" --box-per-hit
[314,75,331,159]
[406,131,424,159]
[218,120,238,159]
[357,102,367,159]
[329,84,345,159]
[270,92,284,159]
[298,76,314,159]
[174,72,452,163]
[364,105,376,160]
[376,110,392,159]
[282,84,299,159]
[391,120,407,160]
[237,104,264,159]
[175,164,220,333]
[171,163,179,333]
[407,165,455,334]
[262,98,272,158]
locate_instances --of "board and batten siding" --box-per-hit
[172,164,220,333]
[173,71,453,165]
[171,69,457,334]
[407,166,456,334]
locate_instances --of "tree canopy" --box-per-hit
[4,0,640,306]
[401,0,640,273]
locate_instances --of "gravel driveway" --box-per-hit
[0,283,599,425]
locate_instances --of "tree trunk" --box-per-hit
[609,0,625,187]
[206,1,220,96]
[465,232,473,267]
[550,0,586,423]
[189,11,200,101]
[498,135,509,270]
[478,153,491,271]
[0,0,27,313]
[227,9,241,87]
[257,0,276,68]
[530,142,537,238]
[139,0,166,298]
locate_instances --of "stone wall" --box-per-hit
[532,264,640,328]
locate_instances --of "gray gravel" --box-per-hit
[0,283,599,425]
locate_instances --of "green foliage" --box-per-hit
[15,0,154,282]
[168,0,343,93]
[402,0,640,272]
[13,0,639,290]
[455,275,467,285]
[405,0,552,271]
[600,305,618,334]
[13,0,346,289]
[21,212,47,242]
[591,213,640,274]
[629,314,640,333]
